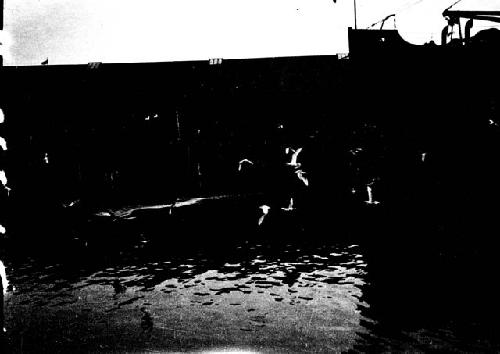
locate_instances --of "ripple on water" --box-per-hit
[4,241,369,352]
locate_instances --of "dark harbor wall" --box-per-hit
[1,29,500,250]
[0,56,348,234]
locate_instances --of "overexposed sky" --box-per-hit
[2,0,499,66]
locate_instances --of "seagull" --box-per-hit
[258,205,271,226]
[0,260,8,295]
[0,108,4,124]
[63,199,80,208]
[238,159,254,172]
[0,136,6,151]
[43,152,49,164]
[295,170,309,187]
[281,198,295,212]
[421,152,427,162]
[286,147,303,168]
[365,185,380,205]
[0,170,7,186]
[0,224,5,234]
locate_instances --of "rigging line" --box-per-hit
[367,0,428,29]
[398,0,428,13]
[369,0,464,31]
[444,0,465,12]
[368,14,395,29]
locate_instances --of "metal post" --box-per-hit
[354,0,358,29]
[0,0,4,66]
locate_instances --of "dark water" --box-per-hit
[2,193,499,353]
[2,112,500,353]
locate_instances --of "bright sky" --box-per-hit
[2,0,499,66]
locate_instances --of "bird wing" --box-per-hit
[291,148,302,164]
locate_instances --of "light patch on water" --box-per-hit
[103,194,243,219]
[3,241,368,352]
[201,349,260,354]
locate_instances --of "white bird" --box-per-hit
[0,170,7,186]
[238,159,254,172]
[281,198,295,212]
[421,152,427,162]
[0,136,6,151]
[286,147,303,167]
[295,169,309,187]
[0,224,5,234]
[0,108,4,124]
[0,260,8,295]
[44,152,49,164]
[258,205,271,226]
[365,185,380,205]
[63,199,80,208]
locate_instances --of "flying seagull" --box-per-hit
[295,169,309,187]
[258,205,271,226]
[0,170,7,186]
[238,159,254,172]
[0,259,8,295]
[286,147,303,168]
[281,198,295,212]
[365,185,380,205]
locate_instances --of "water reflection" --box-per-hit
[3,206,500,352]
[3,237,368,352]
